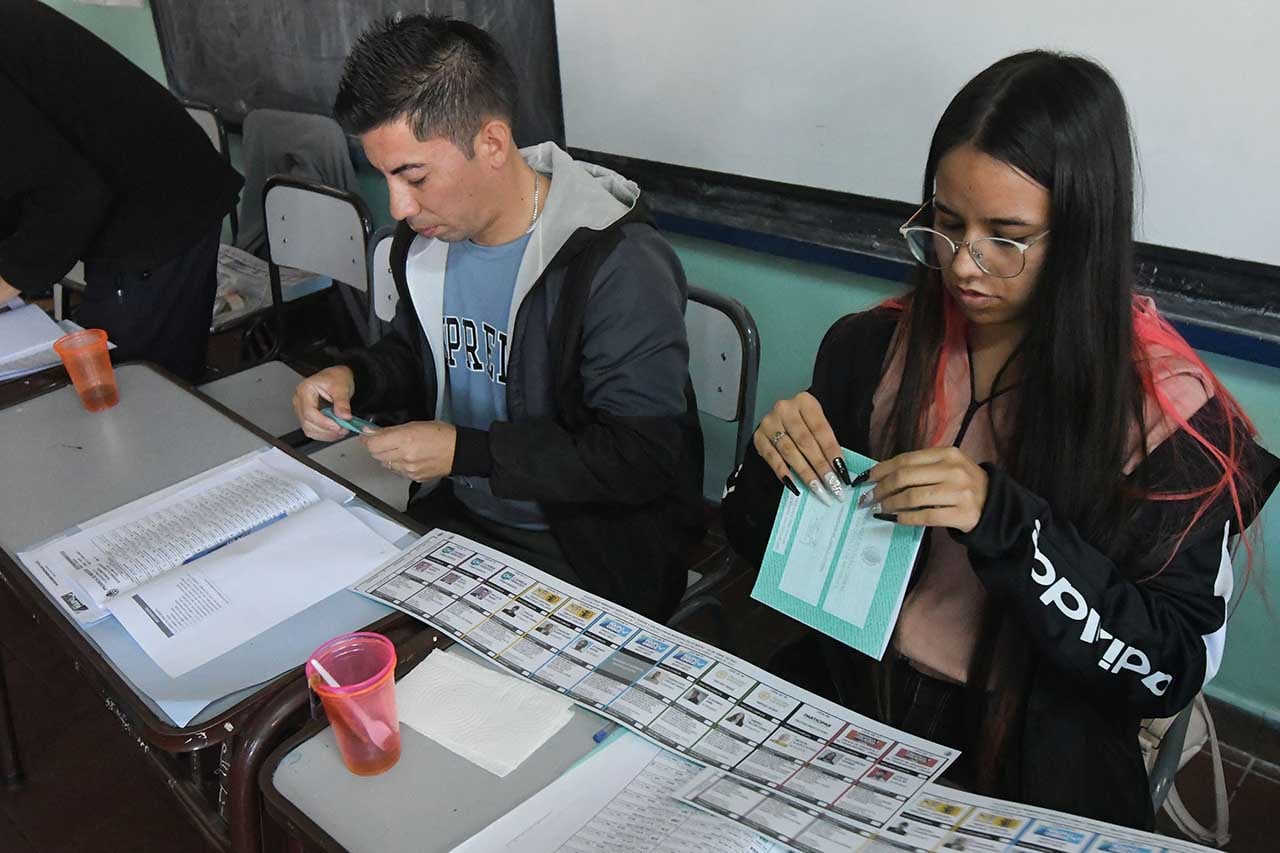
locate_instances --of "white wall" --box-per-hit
[557,0,1280,265]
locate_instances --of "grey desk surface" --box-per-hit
[272,647,607,853]
[197,360,307,439]
[310,437,410,512]
[0,363,396,727]
[0,364,262,553]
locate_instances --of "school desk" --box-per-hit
[0,361,427,852]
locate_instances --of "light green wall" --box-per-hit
[49,5,1280,726]
[670,235,906,497]
[1194,353,1280,722]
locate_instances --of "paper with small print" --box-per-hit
[352,529,959,834]
[751,448,924,660]
[675,767,1217,853]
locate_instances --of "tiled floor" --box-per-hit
[1157,740,1280,853]
[1,531,1276,852]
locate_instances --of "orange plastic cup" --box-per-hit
[52,329,118,412]
[306,632,401,776]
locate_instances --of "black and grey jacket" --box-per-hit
[340,143,705,620]
[722,306,1278,828]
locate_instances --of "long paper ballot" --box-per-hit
[751,449,924,660]
[353,529,959,834]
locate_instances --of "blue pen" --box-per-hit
[592,722,617,744]
[182,511,287,565]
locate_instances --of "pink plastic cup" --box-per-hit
[306,632,401,776]
[52,329,118,412]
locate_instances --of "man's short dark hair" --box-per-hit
[333,15,518,156]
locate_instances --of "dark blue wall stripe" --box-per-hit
[656,212,913,284]
[1172,323,1280,370]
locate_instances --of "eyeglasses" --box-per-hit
[898,197,1049,279]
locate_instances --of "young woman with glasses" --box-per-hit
[721,51,1277,827]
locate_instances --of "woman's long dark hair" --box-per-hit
[889,50,1260,572]
[886,51,1150,558]
[883,50,1262,797]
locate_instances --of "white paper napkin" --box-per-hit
[397,649,576,777]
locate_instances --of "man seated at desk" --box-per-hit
[0,0,243,382]
[293,15,704,620]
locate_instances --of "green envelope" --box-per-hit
[751,448,925,660]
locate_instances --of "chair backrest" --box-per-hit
[65,260,86,287]
[366,226,398,343]
[685,286,760,476]
[369,226,399,323]
[183,101,226,156]
[264,176,372,293]
[182,100,239,243]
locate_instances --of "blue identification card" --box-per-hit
[320,407,380,434]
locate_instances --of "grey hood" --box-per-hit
[511,141,640,331]
[399,142,645,419]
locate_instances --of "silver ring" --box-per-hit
[769,430,787,448]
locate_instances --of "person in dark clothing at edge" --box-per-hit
[721,52,1278,829]
[292,16,704,621]
[0,0,242,381]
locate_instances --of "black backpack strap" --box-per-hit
[388,220,417,309]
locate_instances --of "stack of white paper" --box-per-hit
[106,498,400,677]
[18,449,402,677]
[0,304,65,381]
[397,649,577,777]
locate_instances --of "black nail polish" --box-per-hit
[832,457,852,486]
[873,512,898,523]
[782,476,801,496]
[852,469,871,486]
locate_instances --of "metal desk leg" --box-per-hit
[0,653,23,790]
[227,680,310,853]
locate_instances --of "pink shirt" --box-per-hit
[869,309,1211,684]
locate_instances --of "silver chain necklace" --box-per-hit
[526,171,542,234]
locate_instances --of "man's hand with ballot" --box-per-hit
[293,365,357,442]
[293,363,457,481]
